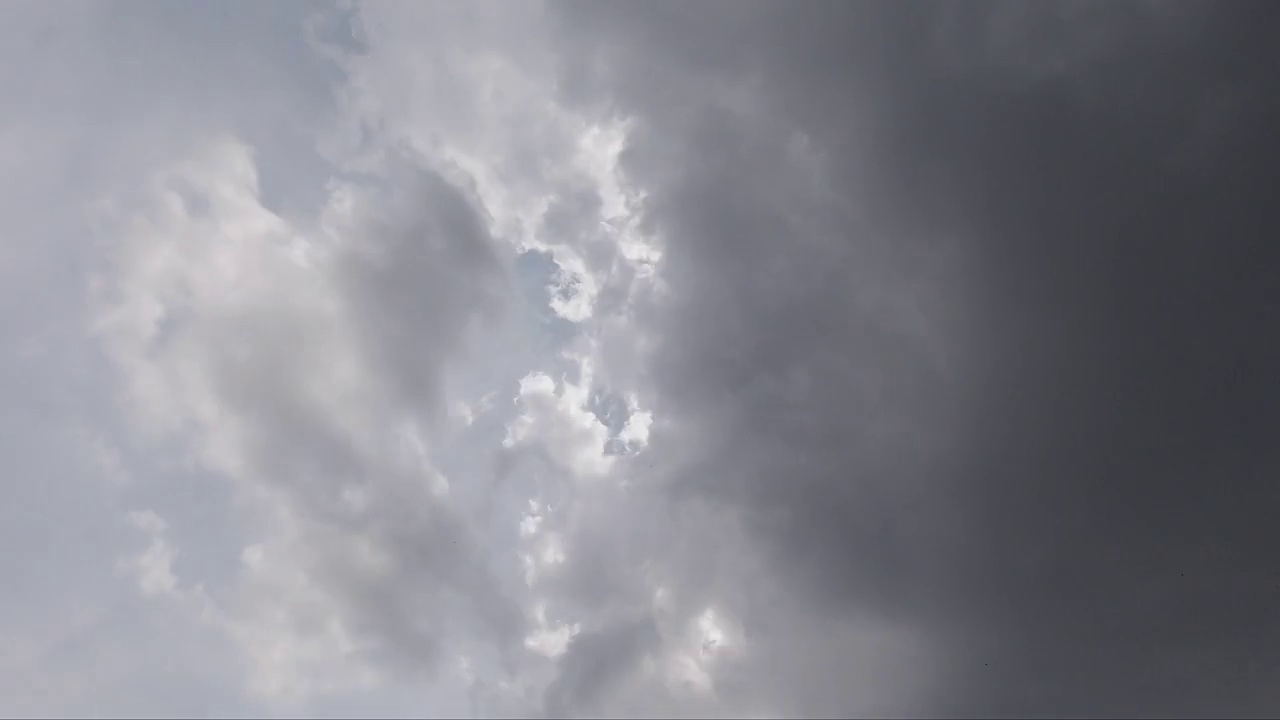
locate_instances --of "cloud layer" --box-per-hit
[5,1,1280,717]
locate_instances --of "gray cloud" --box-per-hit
[8,1,1279,717]
[541,1,1280,716]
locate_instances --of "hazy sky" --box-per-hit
[4,1,1280,717]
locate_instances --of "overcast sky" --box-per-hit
[3,1,1280,717]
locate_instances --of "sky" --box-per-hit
[3,1,1280,717]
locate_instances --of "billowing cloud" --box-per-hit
[540,1,1280,716]
[92,136,531,702]
[6,1,1280,717]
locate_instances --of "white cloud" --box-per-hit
[504,365,615,480]
[92,135,527,705]
[121,510,180,598]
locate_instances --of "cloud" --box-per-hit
[540,1,1280,716]
[120,510,181,598]
[11,1,1280,717]
[0,3,354,716]
[93,136,525,703]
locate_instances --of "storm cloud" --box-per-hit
[543,1,1280,715]
[4,1,1279,717]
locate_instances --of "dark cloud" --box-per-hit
[543,616,661,717]
[547,1,1280,715]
